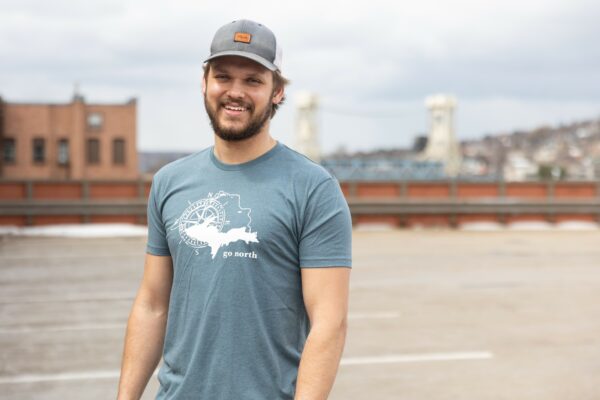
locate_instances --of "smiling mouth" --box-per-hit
[222,103,250,112]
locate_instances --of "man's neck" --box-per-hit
[213,130,277,165]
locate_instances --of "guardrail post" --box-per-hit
[449,179,458,228]
[82,180,90,223]
[398,181,408,227]
[399,181,408,198]
[546,180,556,223]
[497,179,507,225]
[597,180,600,225]
[349,181,357,197]
[137,179,147,225]
[25,181,34,226]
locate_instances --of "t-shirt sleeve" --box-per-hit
[299,177,352,268]
[146,175,171,256]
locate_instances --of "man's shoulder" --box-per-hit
[277,144,335,184]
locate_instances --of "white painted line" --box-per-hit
[0,352,494,384]
[0,370,121,384]
[340,351,494,366]
[0,323,125,335]
[0,292,135,305]
[0,369,158,385]
[348,312,400,319]
[0,253,142,261]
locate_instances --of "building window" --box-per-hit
[33,138,45,163]
[113,139,125,165]
[58,139,69,165]
[3,138,16,163]
[87,112,103,130]
[87,139,100,164]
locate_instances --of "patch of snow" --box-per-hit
[506,221,554,231]
[555,221,599,231]
[0,224,148,238]
[459,222,504,231]
[354,223,396,232]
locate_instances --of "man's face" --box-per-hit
[203,56,283,142]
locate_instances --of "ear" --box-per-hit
[201,76,207,95]
[272,85,284,105]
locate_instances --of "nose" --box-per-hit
[226,79,245,100]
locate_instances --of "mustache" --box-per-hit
[220,99,253,109]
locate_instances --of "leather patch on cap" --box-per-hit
[234,32,252,43]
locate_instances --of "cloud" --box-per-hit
[0,0,599,153]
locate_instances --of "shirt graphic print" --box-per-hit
[170,191,259,259]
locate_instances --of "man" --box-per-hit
[117,19,352,400]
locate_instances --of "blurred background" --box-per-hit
[0,0,599,399]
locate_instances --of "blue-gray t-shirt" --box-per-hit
[146,142,352,400]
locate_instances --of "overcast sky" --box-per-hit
[1,0,599,154]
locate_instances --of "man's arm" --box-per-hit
[295,267,351,400]
[117,254,173,400]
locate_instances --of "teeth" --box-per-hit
[224,105,247,111]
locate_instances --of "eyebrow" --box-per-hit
[211,66,266,79]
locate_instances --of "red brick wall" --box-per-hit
[356,183,398,198]
[0,183,26,199]
[89,183,139,199]
[34,183,82,199]
[505,183,547,198]
[33,215,83,225]
[0,216,26,226]
[554,183,597,198]
[407,183,450,198]
[1,179,598,227]
[457,183,499,198]
[89,215,139,224]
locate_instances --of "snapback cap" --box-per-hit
[205,19,282,72]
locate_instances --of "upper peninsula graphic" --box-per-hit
[183,192,259,259]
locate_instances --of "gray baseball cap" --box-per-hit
[205,19,282,72]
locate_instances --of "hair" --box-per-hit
[203,62,290,118]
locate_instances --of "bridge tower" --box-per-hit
[421,94,462,177]
[294,91,320,162]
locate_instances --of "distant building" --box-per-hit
[503,151,538,181]
[0,94,138,180]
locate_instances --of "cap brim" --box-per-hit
[204,51,278,72]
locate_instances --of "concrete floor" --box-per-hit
[0,230,599,399]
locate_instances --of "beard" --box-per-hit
[204,93,273,142]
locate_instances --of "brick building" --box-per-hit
[0,94,139,180]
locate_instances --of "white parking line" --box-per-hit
[0,253,142,261]
[341,351,494,366]
[348,312,400,319]
[0,371,122,384]
[0,292,135,305]
[0,323,125,335]
[0,312,399,335]
[0,352,494,384]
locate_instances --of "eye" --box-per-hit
[247,77,263,85]
[214,74,229,81]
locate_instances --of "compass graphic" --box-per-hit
[171,191,258,258]
[177,196,226,248]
